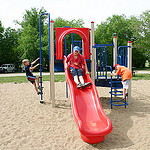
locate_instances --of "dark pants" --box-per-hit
[70,67,83,77]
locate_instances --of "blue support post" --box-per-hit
[39,13,50,103]
[96,47,98,80]
[100,47,101,76]
[125,47,127,67]
[66,82,68,98]
[65,36,67,56]
[102,47,104,76]
[72,33,74,52]
[123,47,124,66]
[105,47,107,80]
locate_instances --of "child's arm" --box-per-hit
[30,63,39,70]
[31,58,39,65]
[65,62,68,70]
[84,63,89,74]
[110,73,117,76]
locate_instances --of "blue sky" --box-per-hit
[0,0,149,29]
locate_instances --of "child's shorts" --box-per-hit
[27,76,36,84]
[70,67,83,77]
[122,79,130,89]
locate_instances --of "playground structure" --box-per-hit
[54,29,85,71]
[39,13,132,143]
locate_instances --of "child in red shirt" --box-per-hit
[65,46,91,89]
[111,64,132,101]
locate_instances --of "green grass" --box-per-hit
[0,75,66,83]
[134,67,150,71]
[132,74,150,80]
[0,74,150,83]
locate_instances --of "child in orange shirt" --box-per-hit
[110,64,132,101]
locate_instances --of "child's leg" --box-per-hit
[78,69,91,87]
[122,80,129,99]
[77,69,84,84]
[74,75,80,84]
[36,77,40,87]
[123,88,126,99]
[70,67,80,84]
[33,82,39,93]
[79,76,84,84]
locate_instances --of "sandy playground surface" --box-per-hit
[0,80,150,150]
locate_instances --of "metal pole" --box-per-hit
[91,21,95,83]
[39,13,49,103]
[39,14,43,103]
[127,41,132,104]
[113,36,117,66]
[50,21,55,108]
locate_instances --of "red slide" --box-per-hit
[64,57,113,144]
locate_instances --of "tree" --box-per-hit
[135,10,150,63]
[95,15,134,66]
[95,14,148,68]
[0,21,20,66]
[0,21,5,65]
[17,7,47,62]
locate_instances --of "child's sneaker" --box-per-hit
[77,83,82,88]
[38,86,43,91]
[121,98,126,103]
[37,91,43,95]
[83,82,92,87]
[80,82,91,89]
[37,91,41,95]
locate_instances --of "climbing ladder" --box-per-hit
[108,66,128,109]
[108,45,131,109]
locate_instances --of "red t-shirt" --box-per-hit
[66,53,86,69]
[116,66,132,81]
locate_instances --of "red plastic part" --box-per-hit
[56,28,90,60]
[114,36,117,38]
[63,57,113,144]
[128,41,132,43]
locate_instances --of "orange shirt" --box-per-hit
[116,66,132,81]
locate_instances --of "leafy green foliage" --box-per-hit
[0,25,20,65]
[17,7,47,62]
[95,12,150,67]
[0,7,149,69]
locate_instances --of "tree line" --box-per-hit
[0,7,149,70]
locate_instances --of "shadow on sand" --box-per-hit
[91,96,150,149]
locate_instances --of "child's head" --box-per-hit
[73,46,80,56]
[114,64,120,69]
[22,59,29,66]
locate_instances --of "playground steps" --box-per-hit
[95,78,122,87]
[109,80,128,109]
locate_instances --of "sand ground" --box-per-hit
[0,80,150,150]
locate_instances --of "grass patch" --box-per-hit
[0,75,66,83]
[132,74,150,80]
[0,74,150,83]
[134,67,150,71]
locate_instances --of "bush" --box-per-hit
[132,48,146,68]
